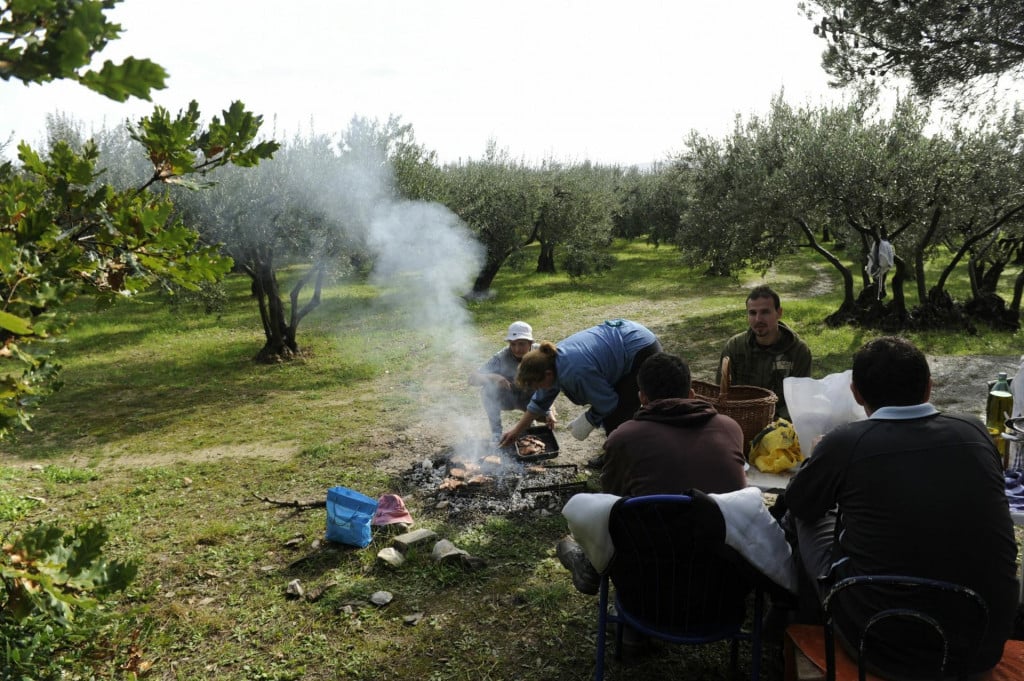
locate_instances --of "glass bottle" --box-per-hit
[987,372,1013,468]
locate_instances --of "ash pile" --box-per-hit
[401,430,588,517]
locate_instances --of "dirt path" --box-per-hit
[927,354,1020,418]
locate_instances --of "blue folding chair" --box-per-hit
[595,493,763,680]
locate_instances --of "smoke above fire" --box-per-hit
[293,137,490,444]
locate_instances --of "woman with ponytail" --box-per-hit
[498,319,661,468]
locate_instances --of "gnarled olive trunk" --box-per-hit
[240,246,324,363]
[536,241,556,274]
[472,256,508,295]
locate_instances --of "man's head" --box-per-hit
[745,285,783,346]
[637,352,693,403]
[505,321,534,359]
[851,336,931,411]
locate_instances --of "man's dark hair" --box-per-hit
[747,285,781,310]
[852,336,930,409]
[637,352,692,401]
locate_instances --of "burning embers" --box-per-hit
[401,429,586,516]
[438,427,563,495]
[439,446,549,495]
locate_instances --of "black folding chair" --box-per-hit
[595,493,763,680]
[822,575,989,681]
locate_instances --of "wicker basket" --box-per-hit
[692,357,778,455]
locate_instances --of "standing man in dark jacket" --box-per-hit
[784,337,1018,678]
[718,285,812,420]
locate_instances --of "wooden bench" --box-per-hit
[784,624,1024,681]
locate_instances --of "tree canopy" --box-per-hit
[1,0,278,437]
[675,88,1024,331]
[802,0,1024,101]
[0,0,167,101]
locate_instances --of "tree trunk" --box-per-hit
[242,246,299,363]
[914,206,943,305]
[536,241,556,274]
[794,217,855,317]
[939,203,1024,308]
[967,257,981,299]
[472,257,507,295]
[1010,269,1024,318]
[255,276,297,362]
[979,260,1006,296]
[470,223,540,296]
[889,256,908,324]
[857,231,871,290]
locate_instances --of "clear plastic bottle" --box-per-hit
[987,372,1013,468]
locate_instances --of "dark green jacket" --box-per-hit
[717,322,811,419]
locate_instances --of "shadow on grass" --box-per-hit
[2,328,382,461]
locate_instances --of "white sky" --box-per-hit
[1,0,849,167]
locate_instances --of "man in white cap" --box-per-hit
[469,321,556,441]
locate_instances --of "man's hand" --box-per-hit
[569,413,596,441]
[545,407,557,430]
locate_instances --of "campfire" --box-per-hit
[402,427,588,516]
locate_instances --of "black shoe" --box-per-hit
[585,453,606,470]
[556,537,600,595]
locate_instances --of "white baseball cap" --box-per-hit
[505,321,534,342]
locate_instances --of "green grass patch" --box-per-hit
[0,240,1020,680]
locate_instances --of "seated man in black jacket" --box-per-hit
[784,337,1018,677]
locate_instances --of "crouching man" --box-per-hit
[468,321,554,441]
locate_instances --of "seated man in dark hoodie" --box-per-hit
[557,352,748,592]
[600,352,748,497]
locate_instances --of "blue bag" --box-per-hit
[325,486,378,547]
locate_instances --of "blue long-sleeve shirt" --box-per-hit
[527,320,657,426]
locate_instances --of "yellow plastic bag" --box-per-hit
[749,418,804,473]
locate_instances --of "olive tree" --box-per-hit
[533,161,617,277]
[171,133,335,360]
[441,143,543,295]
[934,109,1024,328]
[676,89,1024,330]
[612,163,688,247]
[171,115,441,361]
[676,100,808,278]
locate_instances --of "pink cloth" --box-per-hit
[371,494,414,526]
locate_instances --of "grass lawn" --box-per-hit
[1,239,1021,680]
